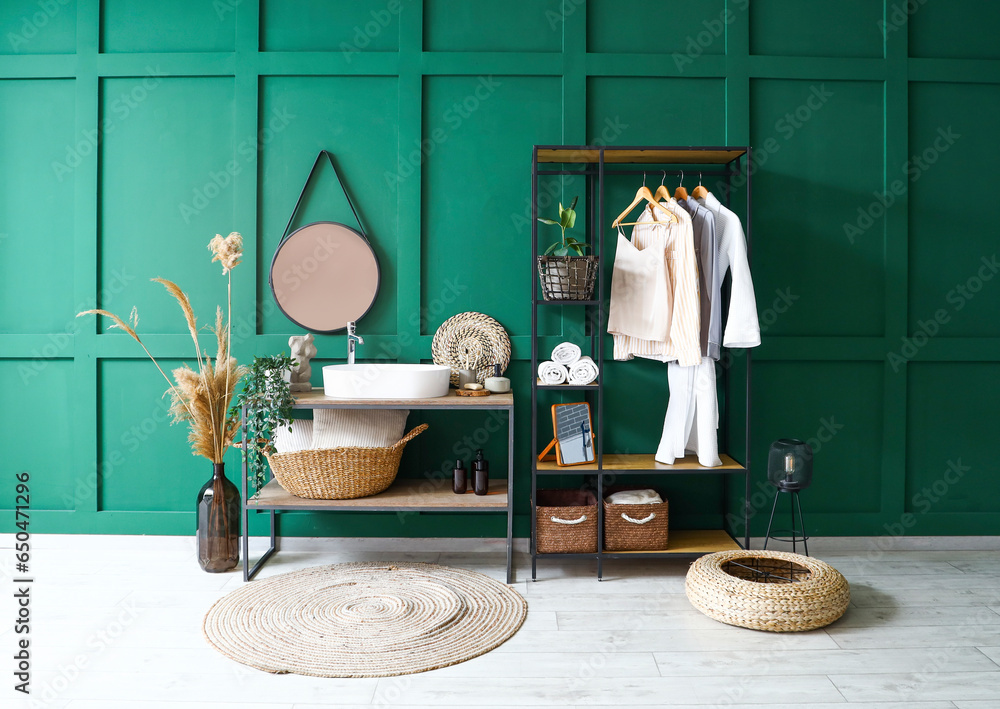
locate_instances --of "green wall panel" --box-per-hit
[1,0,77,54]
[421,75,562,336]
[0,79,76,333]
[424,0,563,53]
[753,361,884,518]
[906,362,999,516]
[99,76,235,334]
[750,78,885,337]
[260,0,400,53]
[2,2,999,540]
[909,0,1000,60]
[587,0,727,55]
[0,360,75,511]
[100,0,237,53]
[749,0,885,58]
[908,81,1000,338]
[587,77,727,146]
[258,76,399,336]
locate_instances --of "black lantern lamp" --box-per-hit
[764,439,813,555]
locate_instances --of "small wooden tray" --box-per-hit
[455,388,491,397]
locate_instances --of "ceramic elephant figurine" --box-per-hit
[288,333,317,392]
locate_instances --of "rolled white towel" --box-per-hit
[537,360,568,385]
[567,355,599,385]
[550,342,581,366]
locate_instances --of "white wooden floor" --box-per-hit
[3,535,1000,708]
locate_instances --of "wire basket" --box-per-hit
[265,424,428,500]
[537,255,598,301]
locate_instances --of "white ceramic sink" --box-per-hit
[322,363,451,399]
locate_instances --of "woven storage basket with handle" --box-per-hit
[265,424,428,500]
[603,487,669,551]
[535,489,598,554]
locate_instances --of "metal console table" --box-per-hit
[241,389,515,583]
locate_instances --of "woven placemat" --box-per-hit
[203,562,527,677]
[431,312,511,385]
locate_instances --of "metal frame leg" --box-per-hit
[507,404,515,584]
[794,491,809,557]
[789,491,797,554]
[763,490,780,551]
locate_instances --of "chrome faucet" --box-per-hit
[346,321,364,365]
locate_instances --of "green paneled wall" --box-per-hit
[1,0,998,541]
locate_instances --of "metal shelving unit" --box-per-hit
[242,389,515,583]
[529,145,754,580]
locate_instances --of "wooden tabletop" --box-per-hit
[292,388,513,409]
[248,477,509,511]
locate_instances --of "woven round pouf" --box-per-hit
[203,562,526,677]
[685,549,849,632]
[432,312,511,385]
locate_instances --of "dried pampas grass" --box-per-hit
[78,234,248,463]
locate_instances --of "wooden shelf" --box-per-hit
[248,478,509,512]
[537,147,747,165]
[292,388,513,409]
[604,530,741,555]
[536,379,599,390]
[536,453,745,473]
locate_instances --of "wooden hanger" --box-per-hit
[692,171,709,200]
[673,170,688,201]
[652,170,671,204]
[613,172,677,227]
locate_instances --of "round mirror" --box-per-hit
[269,221,380,333]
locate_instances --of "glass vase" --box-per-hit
[196,462,240,572]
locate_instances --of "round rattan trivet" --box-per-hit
[203,562,527,677]
[431,312,511,385]
[685,549,850,632]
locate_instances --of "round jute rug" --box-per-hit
[203,562,527,677]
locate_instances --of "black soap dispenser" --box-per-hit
[452,459,467,495]
[473,449,489,496]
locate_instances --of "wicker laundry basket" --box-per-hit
[603,488,669,551]
[535,489,598,554]
[265,424,428,500]
[685,549,850,632]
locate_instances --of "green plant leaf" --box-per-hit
[543,243,559,255]
[552,247,569,257]
[564,209,577,230]
[569,196,579,210]
[537,218,559,226]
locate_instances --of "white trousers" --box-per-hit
[655,358,722,467]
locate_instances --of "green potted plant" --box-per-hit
[232,354,297,493]
[536,196,598,300]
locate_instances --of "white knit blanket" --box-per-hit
[550,342,581,366]
[537,361,568,385]
[567,355,599,385]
